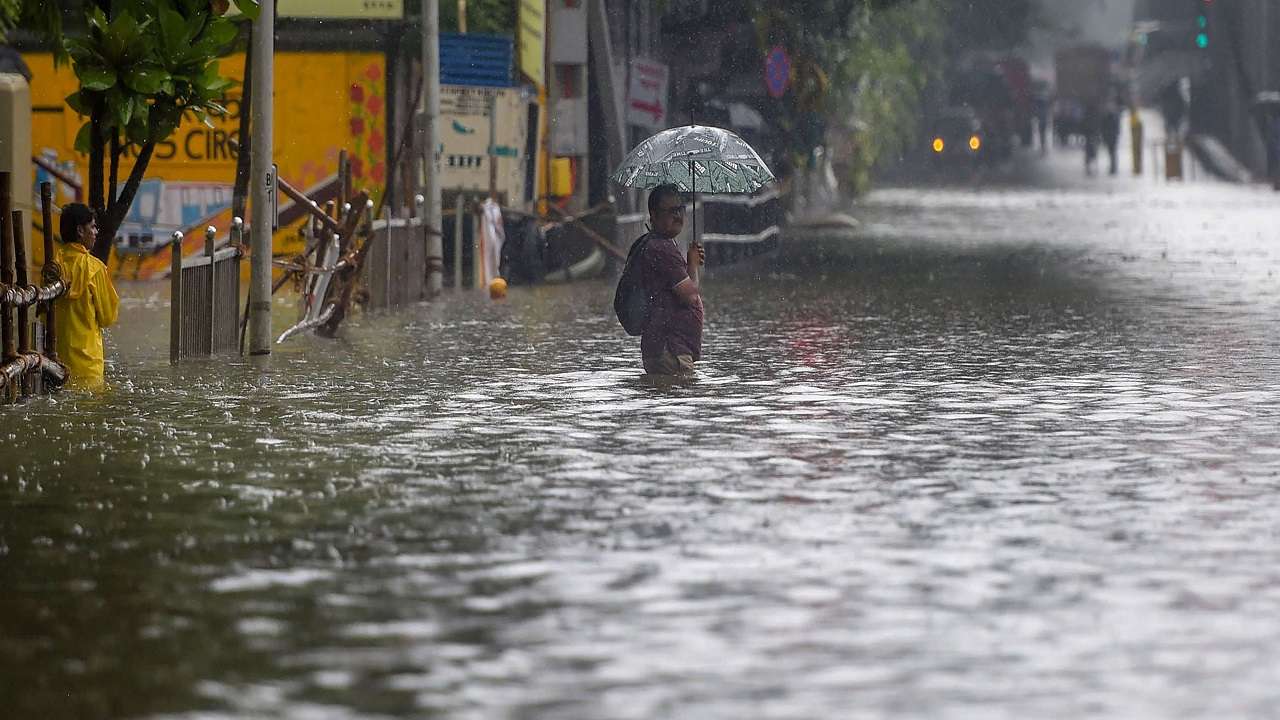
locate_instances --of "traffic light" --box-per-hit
[1194,0,1211,49]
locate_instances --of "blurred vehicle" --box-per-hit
[947,62,1017,160]
[926,107,988,165]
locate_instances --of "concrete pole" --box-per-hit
[422,0,443,296]
[247,0,275,355]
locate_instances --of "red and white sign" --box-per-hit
[627,58,669,129]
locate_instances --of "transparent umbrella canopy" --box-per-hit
[611,124,776,194]
[611,125,775,281]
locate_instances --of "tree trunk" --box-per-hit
[231,25,253,223]
[88,107,105,218]
[94,140,155,262]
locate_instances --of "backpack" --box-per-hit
[614,233,653,336]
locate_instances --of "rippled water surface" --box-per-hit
[5,158,1280,719]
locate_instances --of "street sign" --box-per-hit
[765,45,791,99]
[626,58,668,129]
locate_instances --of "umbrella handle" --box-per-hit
[688,159,701,286]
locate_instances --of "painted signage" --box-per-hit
[231,0,403,19]
[440,85,529,199]
[518,0,546,87]
[26,52,386,277]
[626,58,668,129]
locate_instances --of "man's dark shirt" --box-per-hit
[637,233,703,361]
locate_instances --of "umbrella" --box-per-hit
[611,125,775,283]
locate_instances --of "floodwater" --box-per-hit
[5,151,1280,719]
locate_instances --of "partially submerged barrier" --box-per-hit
[1,177,67,402]
[363,197,427,311]
[170,221,243,364]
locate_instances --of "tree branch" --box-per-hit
[109,132,120,206]
[95,139,155,262]
[231,24,253,222]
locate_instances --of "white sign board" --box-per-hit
[438,86,529,200]
[626,58,668,129]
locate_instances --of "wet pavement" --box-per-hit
[4,145,1280,719]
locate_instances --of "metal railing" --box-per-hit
[170,221,243,364]
[1,177,67,402]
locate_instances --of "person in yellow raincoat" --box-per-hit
[53,204,119,388]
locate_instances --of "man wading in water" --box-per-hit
[637,184,705,375]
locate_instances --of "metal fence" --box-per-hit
[363,209,427,310]
[1,177,66,402]
[170,222,243,364]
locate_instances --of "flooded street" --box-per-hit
[6,151,1280,719]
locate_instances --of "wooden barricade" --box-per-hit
[170,221,243,364]
[363,199,427,311]
[1,177,67,402]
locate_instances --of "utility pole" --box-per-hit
[422,0,443,295]
[247,0,274,355]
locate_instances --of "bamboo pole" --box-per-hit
[205,225,217,357]
[1,172,16,366]
[13,211,30,356]
[170,231,183,364]
[40,182,56,360]
[453,194,463,289]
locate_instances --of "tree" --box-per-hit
[57,0,259,261]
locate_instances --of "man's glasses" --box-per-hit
[658,205,686,218]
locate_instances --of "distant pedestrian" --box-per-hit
[1102,102,1122,176]
[53,204,119,388]
[1083,104,1101,176]
[1030,82,1051,155]
[1160,80,1187,140]
[617,184,704,376]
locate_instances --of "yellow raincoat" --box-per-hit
[53,242,119,387]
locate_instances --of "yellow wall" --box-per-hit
[25,51,386,279]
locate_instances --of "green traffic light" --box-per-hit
[1196,32,1209,48]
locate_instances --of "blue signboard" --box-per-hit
[440,33,515,88]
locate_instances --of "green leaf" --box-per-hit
[64,37,99,64]
[101,11,141,64]
[65,90,91,115]
[205,76,236,94]
[116,95,134,129]
[232,0,260,21]
[203,17,239,49]
[77,65,117,91]
[87,6,109,35]
[74,122,92,154]
[126,117,148,146]
[125,65,171,95]
[158,8,190,59]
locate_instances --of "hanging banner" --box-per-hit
[519,0,546,87]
